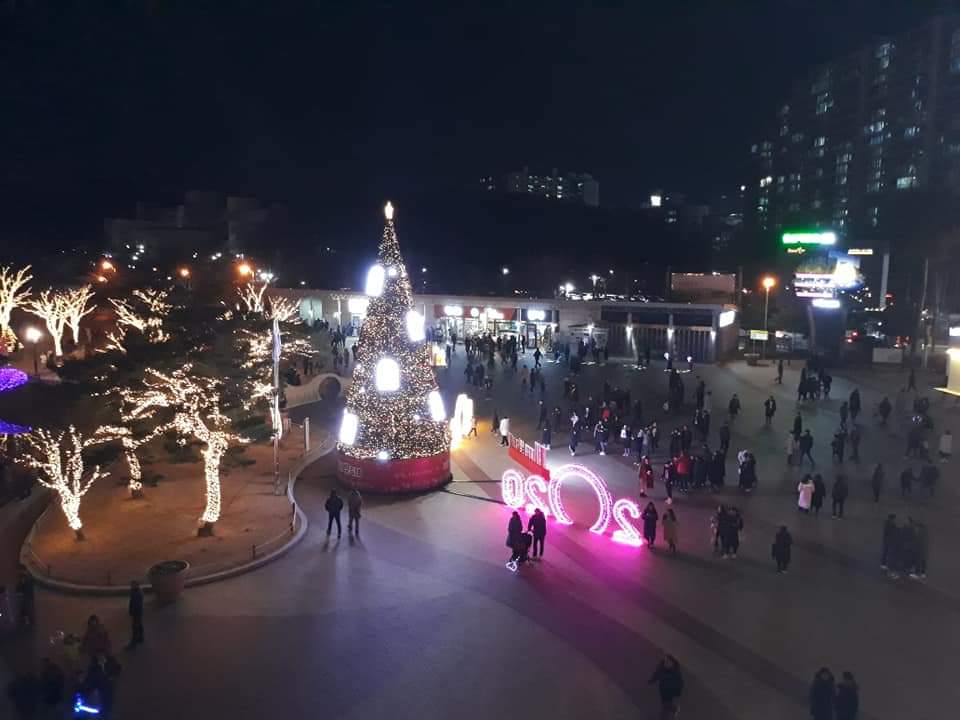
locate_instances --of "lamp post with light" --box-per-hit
[761,276,776,358]
[24,326,42,376]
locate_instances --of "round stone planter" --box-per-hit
[148,560,189,603]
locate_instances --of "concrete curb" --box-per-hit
[22,439,335,597]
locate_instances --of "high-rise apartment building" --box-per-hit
[498,167,600,207]
[746,15,960,239]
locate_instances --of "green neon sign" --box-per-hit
[781,231,837,246]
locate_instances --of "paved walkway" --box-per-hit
[3,350,957,719]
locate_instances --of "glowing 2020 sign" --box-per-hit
[502,464,644,547]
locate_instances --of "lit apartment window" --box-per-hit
[904,126,920,139]
[896,176,919,189]
[867,180,883,193]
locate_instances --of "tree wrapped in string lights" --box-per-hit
[24,289,69,358]
[20,426,108,540]
[337,202,451,492]
[0,264,32,353]
[121,366,248,535]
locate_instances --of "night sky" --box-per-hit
[0,0,945,250]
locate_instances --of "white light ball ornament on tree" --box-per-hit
[336,202,452,492]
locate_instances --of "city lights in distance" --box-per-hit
[339,411,359,445]
[365,264,385,297]
[718,310,736,328]
[375,357,400,392]
[812,298,841,309]
[782,231,837,246]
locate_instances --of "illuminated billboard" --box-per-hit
[782,231,837,246]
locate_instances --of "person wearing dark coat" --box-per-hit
[649,655,684,716]
[832,475,849,518]
[809,667,836,720]
[800,430,815,467]
[347,489,363,535]
[641,502,659,547]
[528,508,547,559]
[506,511,524,562]
[793,412,803,439]
[835,671,859,720]
[541,424,551,449]
[127,581,144,648]
[772,526,792,573]
[325,490,344,537]
[849,389,861,422]
[812,474,826,515]
[870,463,884,502]
[709,449,726,489]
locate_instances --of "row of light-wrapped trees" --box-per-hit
[1,263,98,358]
[21,276,317,538]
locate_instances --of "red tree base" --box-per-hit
[337,450,451,493]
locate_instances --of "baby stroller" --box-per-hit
[506,532,533,572]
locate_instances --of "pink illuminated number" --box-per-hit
[612,499,643,547]
[547,464,613,534]
[524,475,550,516]
[501,468,526,509]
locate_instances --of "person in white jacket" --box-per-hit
[797,474,814,513]
[499,416,510,447]
[939,429,952,462]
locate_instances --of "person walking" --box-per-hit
[719,421,731,457]
[347,489,362,535]
[812,473,826,516]
[777,357,784,384]
[764,395,777,426]
[849,389,861,423]
[537,401,548,430]
[662,508,678,555]
[835,671,860,720]
[528,507,547,560]
[878,396,892,426]
[15,564,34,629]
[831,475,849,518]
[870,463,884,502]
[127,581,144,649]
[719,506,743,559]
[907,367,916,392]
[809,667,836,720]
[800,429,815,467]
[797,474,814,513]
[639,457,654,496]
[506,510,523,563]
[325,489,344,537]
[839,401,849,429]
[772,526,792,573]
[541,424,551,450]
[899,467,914,497]
[642,502,659,547]
[849,425,861,463]
[793,412,803,439]
[939,428,952,462]
[649,655,684,719]
[491,409,500,435]
[728,393,741,421]
[499,415,510,447]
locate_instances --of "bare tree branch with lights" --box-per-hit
[24,289,70,358]
[19,426,108,540]
[266,295,301,324]
[121,366,248,534]
[0,264,32,351]
[62,285,97,346]
[237,281,268,314]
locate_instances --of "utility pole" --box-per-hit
[915,257,929,366]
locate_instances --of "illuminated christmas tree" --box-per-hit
[337,202,451,492]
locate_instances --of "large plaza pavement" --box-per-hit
[3,348,959,719]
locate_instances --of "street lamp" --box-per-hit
[100,259,115,272]
[237,262,253,278]
[24,326,42,376]
[761,276,777,359]
[501,267,510,275]
[179,267,191,279]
